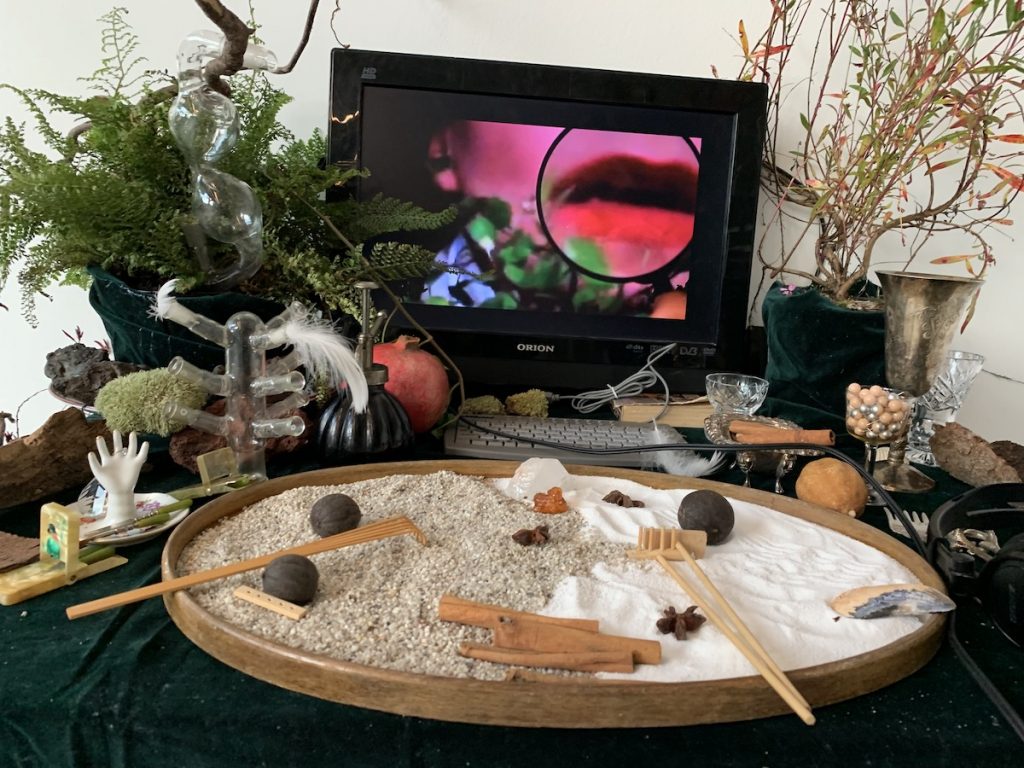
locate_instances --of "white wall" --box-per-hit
[1,0,1021,442]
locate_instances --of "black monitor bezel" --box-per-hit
[328,49,767,390]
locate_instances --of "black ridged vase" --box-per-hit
[317,377,415,465]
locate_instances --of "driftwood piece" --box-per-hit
[991,440,1024,480]
[0,409,111,509]
[0,531,39,572]
[930,423,1022,488]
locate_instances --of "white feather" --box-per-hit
[283,312,368,412]
[640,423,726,477]
[150,279,180,320]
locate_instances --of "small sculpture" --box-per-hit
[168,29,278,289]
[153,280,368,482]
[87,431,150,528]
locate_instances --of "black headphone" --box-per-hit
[927,483,1024,647]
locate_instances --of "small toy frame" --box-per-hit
[0,503,127,606]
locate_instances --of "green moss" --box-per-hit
[505,389,549,418]
[462,395,505,416]
[94,368,207,436]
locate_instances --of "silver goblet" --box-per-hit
[873,271,983,493]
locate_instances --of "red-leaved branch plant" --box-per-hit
[735,0,1024,315]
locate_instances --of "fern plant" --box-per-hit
[0,7,453,324]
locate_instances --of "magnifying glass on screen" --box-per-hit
[536,128,700,284]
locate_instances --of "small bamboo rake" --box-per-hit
[66,515,426,620]
[634,529,815,726]
[627,528,707,560]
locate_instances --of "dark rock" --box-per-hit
[310,494,362,537]
[44,343,108,381]
[45,344,144,406]
[169,397,314,474]
[262,554,319,605]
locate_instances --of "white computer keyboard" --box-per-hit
[442,415,672,468]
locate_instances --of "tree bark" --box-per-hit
[0,409,111,509]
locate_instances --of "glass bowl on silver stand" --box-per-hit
[704,413,823,493]
[844,384,912,505]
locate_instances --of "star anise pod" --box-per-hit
[655,605,705,640]
[602,490,645,508]
[512,525,551,546]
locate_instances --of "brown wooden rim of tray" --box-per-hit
[162,459,947,729]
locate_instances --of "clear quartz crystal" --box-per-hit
[505,458,571,500]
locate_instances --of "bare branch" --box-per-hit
[272,0,322,74]
[193,0,255,96]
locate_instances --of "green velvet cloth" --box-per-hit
[2,453,1022,767]
[87,267,285,370]
[762,284,885,418]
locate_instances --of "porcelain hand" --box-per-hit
[88,431,149,527]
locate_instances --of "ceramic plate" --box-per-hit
[79,492,190,546]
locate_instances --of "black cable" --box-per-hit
[946,610,1024,742]
[459,416,925,555]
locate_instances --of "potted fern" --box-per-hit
[0,8,453,370]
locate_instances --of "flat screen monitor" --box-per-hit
[328,49,767,393]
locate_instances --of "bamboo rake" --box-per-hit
[653,542,814,725]
[66,515,426,620]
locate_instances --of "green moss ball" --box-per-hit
[94,368,207,436]
[505,389,549,418]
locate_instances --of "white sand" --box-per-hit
[502,472,920,681]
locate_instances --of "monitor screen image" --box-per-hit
[329,51,767,391]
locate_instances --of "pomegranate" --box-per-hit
[372,335,450,433]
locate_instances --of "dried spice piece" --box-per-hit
[602,490,645,508]
[533,487,569,514]
[511,525,550,546]
[655,605,706,640]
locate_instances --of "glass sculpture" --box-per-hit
[168,29,278,289]
[153,280,368,482]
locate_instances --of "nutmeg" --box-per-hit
[795,457,868,518]
[310,493,362,537]
[262,554,319,605]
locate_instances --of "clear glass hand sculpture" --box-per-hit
[87,431,150,528]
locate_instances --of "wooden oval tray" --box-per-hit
[162,459,945,728]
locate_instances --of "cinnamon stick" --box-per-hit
[438,594,599,632]
[493,616,662,664]
[458,642,634,673]
[728,420,835,446]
